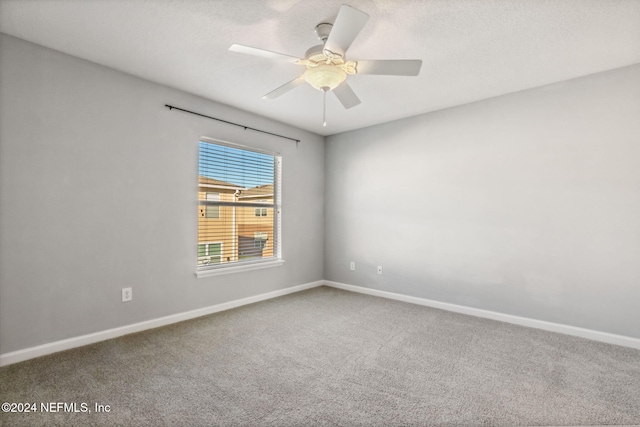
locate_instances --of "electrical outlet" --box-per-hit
[377,265,383,275]
[350,261,356,271]
[122,287,132,302]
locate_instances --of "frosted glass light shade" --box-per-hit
[303,64,347,91]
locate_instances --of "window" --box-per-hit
[254,232,268,250]
[197,139,282,276]
[254,199,268,216]
[203,193,220,218]
[198,242,222,265]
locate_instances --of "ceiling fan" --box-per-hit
[229,4,422,126]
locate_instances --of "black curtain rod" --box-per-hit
[165,104,300,143]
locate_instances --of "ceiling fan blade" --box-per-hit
[229,44,302,63]
[262,77,305,100]
[356,60,422,76]
[333,82,361,109]
[323,5,369,58]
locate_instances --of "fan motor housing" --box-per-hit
[305,45,327,62]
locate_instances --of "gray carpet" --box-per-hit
[1,286,640,426]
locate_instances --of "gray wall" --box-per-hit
[325,64,640,339]
[0,34,325,354]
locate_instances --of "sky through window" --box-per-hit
[199,142,274,189]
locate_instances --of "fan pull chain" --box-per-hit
[322,88,327,127]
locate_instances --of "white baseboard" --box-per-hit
[4,279,637,367]
[324,280,640,350]
[0,280,324,367]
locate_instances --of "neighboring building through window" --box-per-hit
[197,139,281,274]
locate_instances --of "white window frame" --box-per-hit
[196,137,284,278]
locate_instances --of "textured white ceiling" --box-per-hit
[1,0,639,136]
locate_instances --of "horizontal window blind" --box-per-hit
[198,140,281,270]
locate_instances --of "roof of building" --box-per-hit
[198,176,245,190]
[238,184,274,199]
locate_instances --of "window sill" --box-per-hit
[195,259,285,278]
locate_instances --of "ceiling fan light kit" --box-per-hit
[304,64,347,92]
[229,4,422,126]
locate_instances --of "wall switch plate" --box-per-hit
[122,287,132,302]
[350,261,356,271]
[377,265,383,275]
